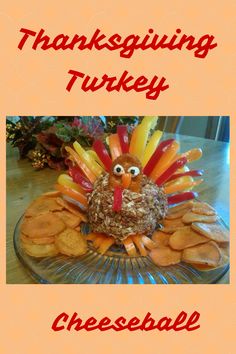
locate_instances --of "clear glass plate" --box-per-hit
[13,216,229,284]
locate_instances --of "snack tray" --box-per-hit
[14,216,229,284]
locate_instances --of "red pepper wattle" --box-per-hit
[113,186,123,212]
[93,140,112,172]
[143,139,175,176]
[155,157,187,186]
[117,125,129,153]
[167,191,198,205]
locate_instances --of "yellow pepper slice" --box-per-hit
[87,150,105,169]
[73,141,103,177]
[65,146,96,183]
[57,174,86,195]
[150,140,180,181]
[129,117,158,160]
[142,130,163,166]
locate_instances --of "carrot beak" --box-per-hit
[121,173,132,189]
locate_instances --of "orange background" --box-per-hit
[1,1,235,353]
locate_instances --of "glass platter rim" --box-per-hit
[13,214,230,284]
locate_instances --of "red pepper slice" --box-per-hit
[69,166,93,192]
[113,186,123,212]
[155,157,187,186]
[143,139,175,176]
[167,191,198,205]
[93,140,112,172]
[166,169,204,183]
[117,125,129,153]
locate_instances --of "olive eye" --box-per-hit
[128,166,140,177]
[113,164,125,176]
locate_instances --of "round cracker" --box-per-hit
[55,228,87,256]
[149,247,181,266]
[21,213,66,238]
[169,226,209,250]
[182,212,218,224]
[21,242,59,257]
[25,197,63,217]
[191,222,229,243]
[54,210,81,229]
[182,241,222,267]
[152,231,170,248]
[21,233,55,245]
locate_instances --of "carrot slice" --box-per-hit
[123,237,138,256]
[55,184,88,208]
[98,237,115,255]
[109,134,122,160]
[93,235,107,248]
[65,146,96,183]
[132,235,148,256]
[141,236,158,250]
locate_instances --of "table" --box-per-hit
[6,134,230,284]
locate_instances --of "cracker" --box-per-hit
[169,226,209,250]
[21,242,59,257]
[166,202,193,220]
[20,233,55,245]
[182,212,218,224]
[161,218,185,233]
[152,231,170,248]
[54,210,81,229]
[167,201,193,214]
[182,241,222,267]
[191,222,229,243]
[149,247,181,266]
[55,228,87,256]
[25,197,63,217]
[21,213,66,238]
[192,201,216,216]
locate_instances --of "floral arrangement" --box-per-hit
[6,116,139,170]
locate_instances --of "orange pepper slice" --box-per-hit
[150,141,179,181]
[109,134,122,160]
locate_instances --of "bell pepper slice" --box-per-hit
[73,141,103,177]
[129,126,139,155]
[68,166,93,192]
[65,146,96,183]
[117,125,129,153]
[142,129,163,166]
[166,169,204,183]
[93,139,112,172]
[109,134,122,160]
[155,157,187,186]
[129,118,156,160]
[55,183,88,208]
[181,148,202,163]
[167,191,198,205]
[57,174,87,195]
[113,186,123,212]
[164,177,203,194]
[86,150,105,169]
[143,139,174,176]
[150,140,180,181]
